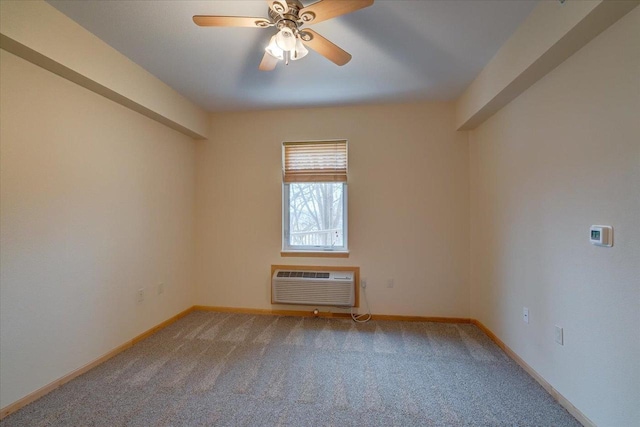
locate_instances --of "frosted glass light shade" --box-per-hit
[275,28,296,51]
[291,38,308,60]
[265,35,284,60]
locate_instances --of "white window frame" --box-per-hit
[282,182,348,253]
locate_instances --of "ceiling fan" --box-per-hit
[193,0,374,71]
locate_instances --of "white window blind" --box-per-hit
[283,141,348,183]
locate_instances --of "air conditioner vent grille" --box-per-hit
[272,269,355,307]
[276,271,331,279]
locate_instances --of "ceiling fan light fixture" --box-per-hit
[275,27,296,51]
[194,0,375,71]
[291,38,308,60]
[265,35,284,60]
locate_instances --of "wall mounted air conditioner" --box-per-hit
[271,269,355,307]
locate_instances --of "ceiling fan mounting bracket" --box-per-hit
[300,11,316,23]
[255,20,273,28]
[298,31,313,42]
[270,0,289,14]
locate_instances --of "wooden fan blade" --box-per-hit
[299,0,373,25]
[193,16,272,28]
[259,52,279,71]
[300,29,351,66]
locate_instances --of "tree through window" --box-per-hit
[282,141,348,252]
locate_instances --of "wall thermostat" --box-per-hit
[590,225,612,247]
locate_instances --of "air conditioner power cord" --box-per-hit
[351,282,371,323]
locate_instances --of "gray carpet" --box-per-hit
[1,311,581,426]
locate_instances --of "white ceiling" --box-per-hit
[46,0,538,113]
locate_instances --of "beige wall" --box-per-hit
[0,50,196,408]
[0,0,209,138]
[455,0,638,131]
[196,103,470,317]
[469,8,639,427]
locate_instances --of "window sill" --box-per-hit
[280,251,350,258]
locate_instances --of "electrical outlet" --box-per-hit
[555,325,564,345]
[386,278,395,288]
[137,288,144,303]
[360,279,367,289]
[158,282,165,295]
[523,307,529,323]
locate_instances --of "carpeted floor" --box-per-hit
[1,311,581,426]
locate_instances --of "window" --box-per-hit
[282,141,348,254]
